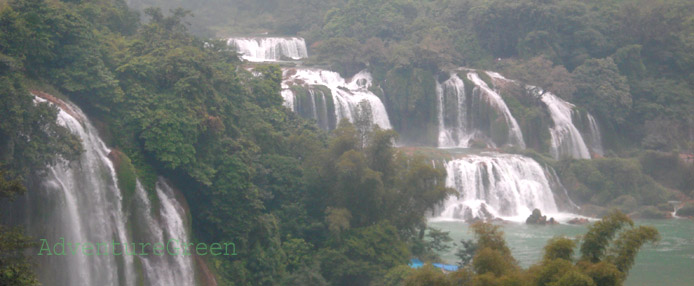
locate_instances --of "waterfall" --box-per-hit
[135,180,196,286]
[282,68,392,130]
[538,90,592,159]
[433,153,558,221]
[467,72,525,148]
[227,37,308,62]
[435,72,526,148]
[437,74,475,147]
[486,72,603,158]
[23,96,196,285]
[281,89,295,111]
[586,114,604,156]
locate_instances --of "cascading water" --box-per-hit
[22,96,196,286]
[437,74,475,147]
[537,90,592,159]
[433,153,558,221]
[281,89,295,111]
[586,114,604,156]
[227,37,308,62]
[282,68,392,130]
[467,72,525,148]
[134,180,196,286]
[435,72,527,148]
[486,72,603,159]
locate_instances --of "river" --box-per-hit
[428,218,694,285]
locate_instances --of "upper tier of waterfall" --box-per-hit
[227,37,308,62]
[540,91,592,159]
[436,71,526,149]
[437,73,474,147]
[487,72,604,159]
[282,68,392,130]
[23,95,196,286]
[531,88,603,159]
[432,153,559,222]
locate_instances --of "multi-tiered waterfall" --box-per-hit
[228,34,601,222]
[227,37,308,62]
[433,153,559,221]
[22,96,196,286]
[436,72,525,148]
[430,70,606,221]
[282,68,392,130]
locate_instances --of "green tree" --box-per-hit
[0,170,39,286]
[404,264,451,286]
[580,211,633,263]
[544,237,576,262]
[572,58,632,126]
[425,227,453,253]
[607,226,659,274]
[455,238,478,267]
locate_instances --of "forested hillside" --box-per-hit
[129,0,694,152]
[1,0,451,284]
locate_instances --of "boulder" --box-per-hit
[526,209,556,225]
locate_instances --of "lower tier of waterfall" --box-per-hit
[432,153,562,222]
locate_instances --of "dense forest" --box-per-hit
[1,0,693,285]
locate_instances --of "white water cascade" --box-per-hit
[586,114,604,156]
[24,97,196,286]
[437,74,475,147]
[227,37,308,62]
[433,153,559,221]
[134,180,196,286]
[282,68,392,130]
[538,90,592,159]
[436,72,527,148]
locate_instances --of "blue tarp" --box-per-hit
[408,259,459,272]
[409,258,424,269]
[432,263,459,272]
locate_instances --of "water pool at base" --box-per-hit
[428,218,694,286]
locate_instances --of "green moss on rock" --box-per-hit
[109,149,137,199]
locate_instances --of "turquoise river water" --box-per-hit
[428,218,694,286]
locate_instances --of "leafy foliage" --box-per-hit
[0,170,39,286]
